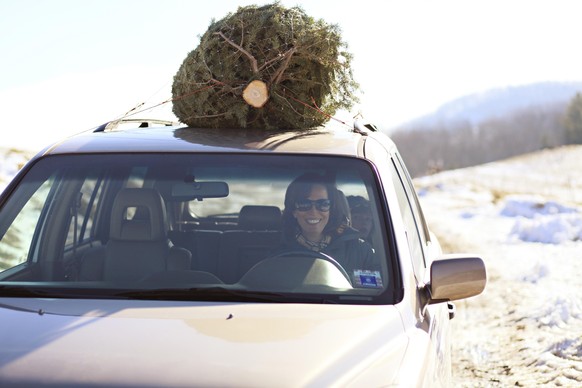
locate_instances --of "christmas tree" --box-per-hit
[172,3,359,130]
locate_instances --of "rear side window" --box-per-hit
[65,175,103,246]
[64,166,146,248]
[390,155,429,280]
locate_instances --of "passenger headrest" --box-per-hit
[336,189,351,225]
[238,205,282,230]
[109,188,168,241]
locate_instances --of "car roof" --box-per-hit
[37,120,397,158]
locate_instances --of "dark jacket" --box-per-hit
[278,227,379,276]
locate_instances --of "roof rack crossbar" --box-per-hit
[93,118,179,133]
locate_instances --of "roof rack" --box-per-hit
[352,120,378,135]
[93,118,179,133]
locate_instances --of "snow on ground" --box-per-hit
[415,145,582,387]
[0,147,34,194]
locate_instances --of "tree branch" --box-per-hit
[214,31,259,74]
[186,112,228,120]
[270,47,296,85]
[259,47,296,71]
[273,90,304,116]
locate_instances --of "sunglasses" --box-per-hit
[295,199,331,212]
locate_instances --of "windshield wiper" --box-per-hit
[0,285,339,303]
[0,285,123,300]
[115,287,338,303]
[0,285,57,298]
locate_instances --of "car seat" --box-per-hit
[79,188,191,282]
[216,205,282,283]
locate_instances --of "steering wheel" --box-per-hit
[269,250,352,286]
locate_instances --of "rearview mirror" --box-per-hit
[171,181,229,201]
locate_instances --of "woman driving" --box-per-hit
[279,172,379,283]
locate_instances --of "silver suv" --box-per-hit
[0,120,486,387]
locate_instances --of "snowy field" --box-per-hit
[0,147,33,194]
[1,145,581,386]
[415,145,582,387]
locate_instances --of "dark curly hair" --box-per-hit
[282,172,345,240]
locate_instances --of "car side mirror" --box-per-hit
[428,255,487,304]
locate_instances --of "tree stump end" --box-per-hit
[243,80,269,108]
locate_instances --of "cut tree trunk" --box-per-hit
[242,80,269,108]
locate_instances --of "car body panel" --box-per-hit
[0,122,486,387]
[44,125,366,156]
[0,298,408,387]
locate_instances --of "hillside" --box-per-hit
[415,145,582,386]
[400,81,582,129]
[389,81,582,178]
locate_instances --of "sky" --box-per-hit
[1,0,582,151]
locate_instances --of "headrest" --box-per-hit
[336,190,351,224]
[238,205,282,230]
[347,195,370,213]
[109,188,168,241]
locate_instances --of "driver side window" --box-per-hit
[0,179,52,272]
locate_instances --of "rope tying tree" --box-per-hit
[171,2,359,130]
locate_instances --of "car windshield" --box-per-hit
[0,153,399,304]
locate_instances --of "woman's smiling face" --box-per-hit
[293,184,330,241]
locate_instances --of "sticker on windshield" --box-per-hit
[353,270,383,288]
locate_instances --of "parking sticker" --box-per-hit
[353,270,383,288]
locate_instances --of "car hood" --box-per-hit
[0,297,408,387]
